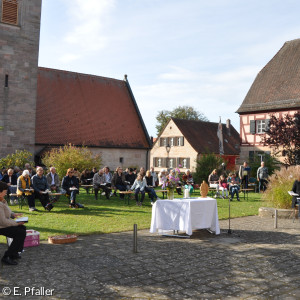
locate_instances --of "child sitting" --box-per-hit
[228,173,240,201]
[219,175,229,199]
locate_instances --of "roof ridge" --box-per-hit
[38,66,124,83]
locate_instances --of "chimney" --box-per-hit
[226,119,231,136]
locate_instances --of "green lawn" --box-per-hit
[0,188,266,242]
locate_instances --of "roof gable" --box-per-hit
[35,67,150,149]
[171,118,240,155]
[237,39,300,114]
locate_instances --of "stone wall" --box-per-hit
[0,0,41,157]
[89,148,149,171]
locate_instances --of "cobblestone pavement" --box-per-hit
[0,216,299,299]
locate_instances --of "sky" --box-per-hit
[38,0,300,138]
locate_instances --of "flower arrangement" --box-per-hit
[162,168,181,190]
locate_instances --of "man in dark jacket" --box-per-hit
[1,168,18,204]
[32,167,53,211]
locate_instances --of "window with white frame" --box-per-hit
[177,137,181,146]
[157,158,162,167]
[256,120,266,134]
[182,158,187,168]
[170,137,174,147]
[169,158,173,168]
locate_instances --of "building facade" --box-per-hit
[150,118,240,173]
[0,0,151,170]
[237,39,300,163]
[0,0,42,157]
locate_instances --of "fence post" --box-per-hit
[133,224,137,253]
[274,209,278,229]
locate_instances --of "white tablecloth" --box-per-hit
[150,197,220,235]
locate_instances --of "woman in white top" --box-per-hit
[158,169,168,186]
[131,174,146,206]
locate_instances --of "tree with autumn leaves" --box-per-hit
[263,111,300,166]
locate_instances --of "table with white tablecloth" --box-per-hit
[150,197,220,236]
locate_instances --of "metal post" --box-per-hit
[274,209,278,229]
[133,224,137,253]
[228,197,232,234]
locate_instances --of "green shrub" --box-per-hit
[194,152,224,184]
[42,144,102,179]
[0,149,33,169]
[262,165,299,208]
[249,153,280,178]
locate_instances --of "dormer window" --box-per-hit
[1,0,18,25]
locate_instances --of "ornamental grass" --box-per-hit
[262,165,300,209]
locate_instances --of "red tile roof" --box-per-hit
[172,118,240,155]
[237,39,300,114]
[36,67,151,149]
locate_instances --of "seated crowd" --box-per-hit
[0,162,263,212]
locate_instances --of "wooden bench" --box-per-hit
[48,193,63,203]
[80,184,93,194]
[119,191,133,205]
[208,188,217,197]
[240,188,254,201]
[9,193,27,209]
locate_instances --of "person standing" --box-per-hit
[239,161,251,189]
[257,161,268,192]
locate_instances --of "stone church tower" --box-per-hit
[0,0,42,157]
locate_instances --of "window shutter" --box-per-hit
[250,120,256,134]
[162,158,166,167]
[180,137,184,146]
[159,138,163,147]
[264,119,270,132]
[186,158,190,169]
[2,0,18,25]
[153,157,156,167]
[166,137,169,146]
[173,158,177,167]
